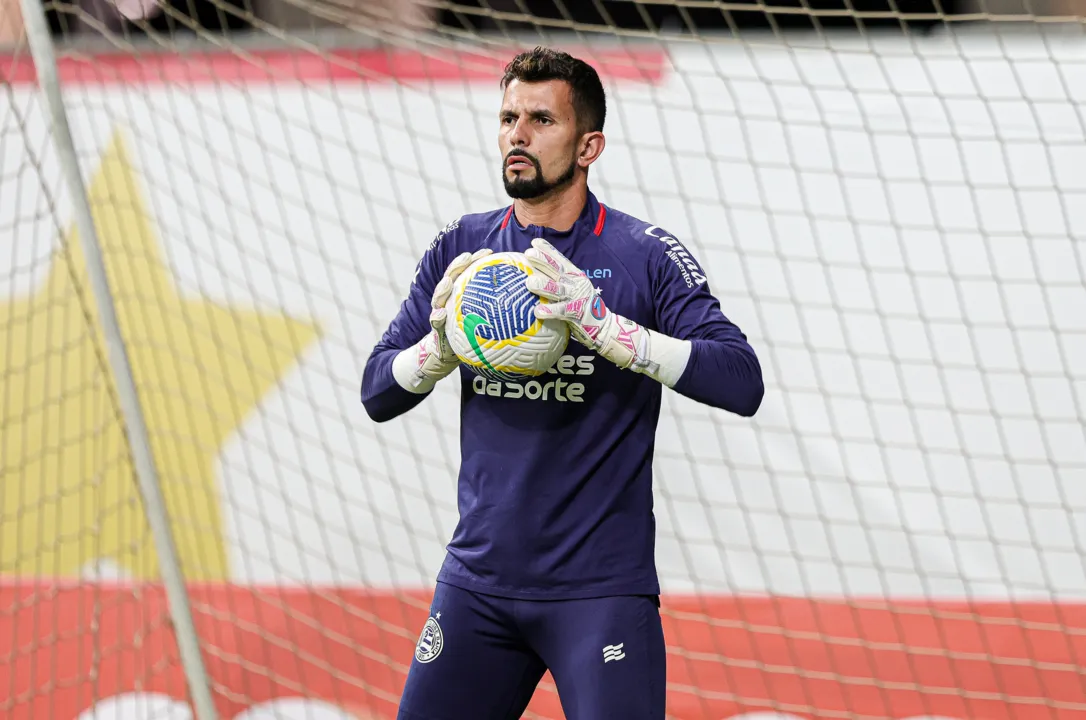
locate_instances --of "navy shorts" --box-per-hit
[397,581,666,720]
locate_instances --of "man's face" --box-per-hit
[499,79,581,200]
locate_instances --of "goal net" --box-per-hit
[2,0,1085,718]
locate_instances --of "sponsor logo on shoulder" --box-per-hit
[428,218,461,252]
[412,219,463,287]
[645,225,706,288]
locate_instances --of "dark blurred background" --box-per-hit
[439,0,956,34]
[35,0,965,43]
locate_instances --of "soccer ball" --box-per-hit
[445,251,569,382]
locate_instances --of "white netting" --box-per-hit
[1,1,1085,718]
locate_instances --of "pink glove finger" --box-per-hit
[523,249,562,280]
[529,238,579,273]
[534,299,588,321]
[525,274,563,301]
[525,246,566,275]
[533,302,564,320]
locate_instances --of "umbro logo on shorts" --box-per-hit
[602,643,625,662]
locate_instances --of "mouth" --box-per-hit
[506,155,533,171]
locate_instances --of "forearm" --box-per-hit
[360,346,435,423]
[361,224,482,423]
[669,336,763,416]
[522,236,763,415]
[630,323,762,415]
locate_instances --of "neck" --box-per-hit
[513,180,588,232]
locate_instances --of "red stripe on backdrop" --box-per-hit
[0,48,667,86]
[1,583,1084,719]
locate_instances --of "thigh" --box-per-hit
[397,582,547,720]
[528,595,666,720]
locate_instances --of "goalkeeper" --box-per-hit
[361,46,763,720]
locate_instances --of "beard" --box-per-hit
[502,149,577,200]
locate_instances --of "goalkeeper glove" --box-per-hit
[393,248,493,392]
[525,238,689,385]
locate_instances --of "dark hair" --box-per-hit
[500,47,607,134]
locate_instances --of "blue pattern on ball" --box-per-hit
[459,263,542,383]
[460,264,538,341]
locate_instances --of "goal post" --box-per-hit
[1,1,1085,719]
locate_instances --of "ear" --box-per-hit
[576,131,605,169]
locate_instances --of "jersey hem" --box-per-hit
[436,570,661,601]
[396,709,443,720]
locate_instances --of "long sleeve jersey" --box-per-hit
[361,190,763,600]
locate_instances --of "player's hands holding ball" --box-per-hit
[525,238,655,375]
[403,248,493,388]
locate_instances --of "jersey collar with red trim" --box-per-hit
[499,190,607,239]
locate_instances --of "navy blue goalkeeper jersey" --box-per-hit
[361,190,763,600]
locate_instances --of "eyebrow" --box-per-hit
[500,108,556,120]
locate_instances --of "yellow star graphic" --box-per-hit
[0,130,321,581]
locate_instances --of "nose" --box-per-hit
[507,116,530,148]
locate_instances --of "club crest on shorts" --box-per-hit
[414,615,444,663]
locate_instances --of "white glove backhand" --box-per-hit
[524,238,659,376]
[399,248,493,389]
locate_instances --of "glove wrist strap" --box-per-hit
[591,315,691,388]
[392,337,457,393]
